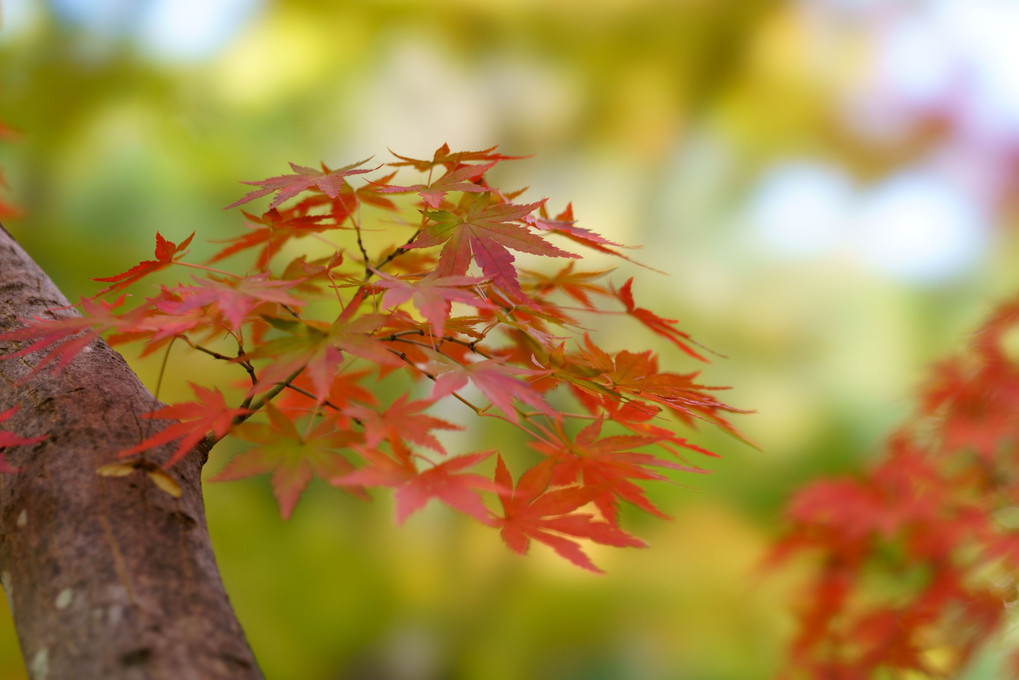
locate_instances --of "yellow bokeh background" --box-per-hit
[3,1,1019,678]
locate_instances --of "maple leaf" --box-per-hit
[534,418,696,523]
[105,288,220,357]
[247,318,345,402]
[248,308,401,404]
[343,394,463,454]
[212,404,363,519]
[274,368,378,413]
[282,251,346,286]
[208,208,330,268]
[572,335,742,428]
[297,171,401,223]
[0,296,137,376]
[371,269,493,337]
[525,203,639,263]
[428,357,553,423]
[388,144,525,172]
[333,442,498,524]
[118,383,249,466]
[375,160,496,208]
[615,278,709,362]
[491,456,645,573]
[375,247,439,276]
[226,158,379,210]
[407,194,578,298]
[92,232,195,295]
[521,261,615,309]
[163,274,305,330]
[472,290,578,349]
[0,407,47,473]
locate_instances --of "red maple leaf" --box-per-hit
[333,442,498,524]
[208,208,330,269]
[572,335,742,429]
[162,274,305,330]
[0,296,137,376]
[491,455,645,573]
[274,368,378,412]
[248,305,402,404]
[211,404,363,519]
[343,394,463,454]
[615,278,709,362]
[296,171,401,223]
[226,158,379,210]
[428,357,553,423]
[375,160,495,208]
[522,261,614,309]
[92,232,195,295]
[105,288,221,357]
[388,144,525,172]
[0,407,47,473]
[119,383,249,466]
[526,203,638,262]
[408,195,578,299]
[533,418,695,523]
[371,269,493,337]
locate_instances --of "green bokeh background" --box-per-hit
[3,1,1019,678]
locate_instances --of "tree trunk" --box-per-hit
[0,223,264,679]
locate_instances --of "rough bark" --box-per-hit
[0,223,264,679]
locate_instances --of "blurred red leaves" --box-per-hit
[774,299,1019,678]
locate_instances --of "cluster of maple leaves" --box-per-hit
[0,144,746,573]
[6,121,1019,672]
[772,301,1019,677]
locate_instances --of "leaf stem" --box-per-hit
[382,331,494,359]
[369,227,422,277]
[280,382,342,413]
[175,261,242,278]
[352,204,373,280]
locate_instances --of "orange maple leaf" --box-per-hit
[333,442,498,525]
[491,455,645,574]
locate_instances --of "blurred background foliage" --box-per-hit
[3,0,1019,678]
